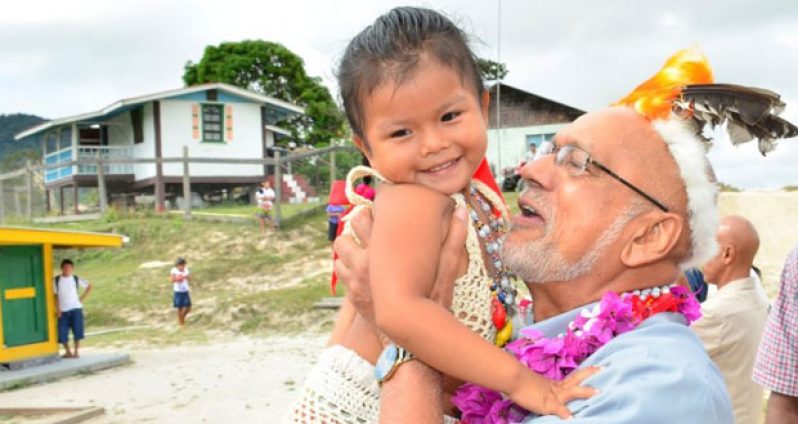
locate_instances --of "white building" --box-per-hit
[485,83,585,177]
[15,83,305,212]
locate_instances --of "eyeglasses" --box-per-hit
[535,142,669,212]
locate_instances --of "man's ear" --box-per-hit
[720,245,735,266]
[620,212,684,268]
[481,90,490,126]
[352,134,372,161]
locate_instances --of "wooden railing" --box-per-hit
[0,145,356,227]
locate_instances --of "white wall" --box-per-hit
[158,100,264,177]
[133,102,157,180]
[486,123,567,174]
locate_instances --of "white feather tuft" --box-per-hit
[652,119,719,270]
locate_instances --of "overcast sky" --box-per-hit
[2,0,796,188]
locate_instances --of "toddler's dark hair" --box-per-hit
[338,6,484,140]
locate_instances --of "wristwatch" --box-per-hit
[374,344,415,385]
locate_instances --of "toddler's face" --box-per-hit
[354,57,489,195]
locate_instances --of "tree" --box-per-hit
[478,58,508,82]
[183,40,347,146]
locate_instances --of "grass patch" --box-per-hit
[228,275,338,335]
[198,201,324,219]
[20,210,334,347]
[502,191,520,215]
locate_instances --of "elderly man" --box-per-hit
[336,106,733,423]
[692,215,769,424]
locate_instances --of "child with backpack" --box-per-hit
[54,259,92,358]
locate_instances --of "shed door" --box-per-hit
[0,246,47,347]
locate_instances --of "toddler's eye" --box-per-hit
[441,111,462,122]
[390,129,411,138]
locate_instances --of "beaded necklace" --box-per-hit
[466,183,517,340]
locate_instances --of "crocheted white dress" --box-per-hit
[284,166,509,423]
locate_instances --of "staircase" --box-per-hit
[269,174,318,204]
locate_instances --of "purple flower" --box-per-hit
[487,399,514,423]
[671,285,702,324]
[452,384,503,423]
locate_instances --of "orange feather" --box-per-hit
[614,48,714,120]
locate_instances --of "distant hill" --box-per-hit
[0,113,46,169]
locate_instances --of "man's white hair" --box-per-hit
[652,118,719,270]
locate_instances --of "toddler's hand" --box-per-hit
[510,366,600,419]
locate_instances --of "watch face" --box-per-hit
[374,344,399,382]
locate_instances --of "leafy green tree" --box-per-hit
[478,58,508,81]
[183,40,346,146]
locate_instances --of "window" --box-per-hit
[131,107,144,144]
[202,104,224,142]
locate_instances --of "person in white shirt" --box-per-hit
[692,215,770,424]
[255,180,276,233]
[54,259,92,358]
[170,257,192,326]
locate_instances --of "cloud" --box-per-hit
[1,0,795,188]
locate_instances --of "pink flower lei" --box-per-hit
[452,284,701,424]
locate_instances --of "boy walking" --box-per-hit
[54,259,91,358]
[170,257,192,326]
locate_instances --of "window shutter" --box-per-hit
[191,104,200,140]
[225,105,234,141]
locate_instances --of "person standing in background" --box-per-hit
[256,180,276,233]
[754,242,798,424]
[54,259,91,358]
[692,215,769,424]
[171,257,192,327]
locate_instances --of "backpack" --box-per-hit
[55,275,80,291]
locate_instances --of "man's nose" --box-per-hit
[420,129,451,156]
[519,155,555,190]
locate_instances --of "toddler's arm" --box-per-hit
[369,184,596,418]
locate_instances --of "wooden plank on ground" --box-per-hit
[313,297,344,310]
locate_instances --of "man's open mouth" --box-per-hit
[520,202,540,218]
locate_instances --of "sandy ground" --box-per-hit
[719,191,798,297]
[0,334,327,423]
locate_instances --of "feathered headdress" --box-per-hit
[614,48,797,270]
[615,48,798,155]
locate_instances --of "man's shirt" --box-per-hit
[754,243,798,397]
[54,275,89,312]
[692,277,769,424]
[523,306,733,423]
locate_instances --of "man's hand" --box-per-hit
[333,206,469,324]
[333,209,376,324]
[430,206,468,309]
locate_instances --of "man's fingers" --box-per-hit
[333,259,352,288]
[442,206,468,257]
[333,235,358,267]
[350,209,374,248]
[430,206,468,308]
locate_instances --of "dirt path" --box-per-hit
[0,334,327,422]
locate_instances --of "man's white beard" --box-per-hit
[501,205,643,284]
